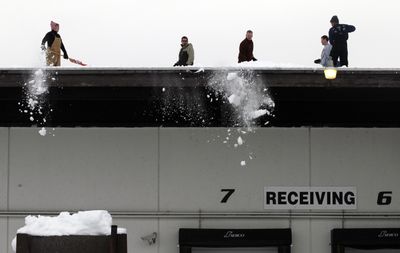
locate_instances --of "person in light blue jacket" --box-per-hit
[314,35,333,67]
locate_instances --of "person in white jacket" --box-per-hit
[314,35,333,67]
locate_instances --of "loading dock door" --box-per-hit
[179,228,292,253]
[331,228,400,253]
[192,247,277,253]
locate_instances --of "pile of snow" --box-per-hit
[11,210,126,252]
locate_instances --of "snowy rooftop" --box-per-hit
[0,67,399,127]
[1,67,400,87]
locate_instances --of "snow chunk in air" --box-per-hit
[249,109,268,119]
[38,127,47,136]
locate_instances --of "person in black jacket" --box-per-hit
[329,15,356,67]
[41,21,69,66]
[238,30,257,63]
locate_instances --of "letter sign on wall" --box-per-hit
[264,187,357,210]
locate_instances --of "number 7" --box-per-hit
[221,189,235,203]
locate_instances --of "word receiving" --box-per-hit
[264,187,357,210]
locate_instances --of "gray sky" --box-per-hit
[1,0,399,67]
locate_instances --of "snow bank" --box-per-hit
[11,210,126,252]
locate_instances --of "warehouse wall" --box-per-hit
[0,127,400,253]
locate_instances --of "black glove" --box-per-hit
[252,57,258,61]
[63,54,69,59]
[314,59,321,64]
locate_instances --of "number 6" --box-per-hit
[377,191,392,205]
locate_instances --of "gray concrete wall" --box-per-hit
[1,127,400,253]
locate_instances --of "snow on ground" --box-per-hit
[11,210,126,252]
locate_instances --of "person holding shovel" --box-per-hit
[41,21,69,66]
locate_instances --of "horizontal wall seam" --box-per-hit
[1,211,400,219]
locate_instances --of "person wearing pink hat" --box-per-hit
[41,21,69,66]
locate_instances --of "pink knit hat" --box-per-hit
[50,21,59,32]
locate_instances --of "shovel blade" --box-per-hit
[69,58,87,66]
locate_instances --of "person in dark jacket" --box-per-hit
[174,36,194,66]
[238,30,257,63]
[328,15,356,67]
[41,21,69,66]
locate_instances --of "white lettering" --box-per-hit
[378,230,399,238]
[224,231,245,238]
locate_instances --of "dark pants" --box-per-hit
[331,44,348,67]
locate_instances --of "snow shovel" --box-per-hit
[61,54,87,66]
[68,57,87,66]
